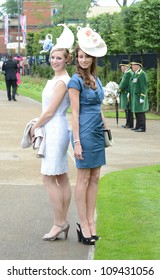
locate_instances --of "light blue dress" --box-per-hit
[41,76,70,175]
[68,73,106,169]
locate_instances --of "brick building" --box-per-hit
[23,0,54,31]
[0,0,55,56]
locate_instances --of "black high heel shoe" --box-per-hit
[76,223,95,245]
[92,235,101,241]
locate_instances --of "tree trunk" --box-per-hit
[156,52,160,113]
[115,0,136,7]
[115,0,122,7]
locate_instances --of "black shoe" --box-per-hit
[130,127,136,130]
[12,98,17,101]
[121,125,127,128]
[8,99,11,101]
[76,223,95,245]
[134,128,145,132]
[92,235,101,241]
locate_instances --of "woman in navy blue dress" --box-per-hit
[68,26,108,245]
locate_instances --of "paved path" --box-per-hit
[0,90,159,260]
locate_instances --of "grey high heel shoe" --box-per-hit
[43,222,70,241]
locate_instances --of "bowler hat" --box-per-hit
[130,58,142,67]
[119,59,129,66]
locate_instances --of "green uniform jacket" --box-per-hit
[119,68,133,110]
[130,68,149,113]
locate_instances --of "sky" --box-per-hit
[0,0,135,6]
[97,0,134,6]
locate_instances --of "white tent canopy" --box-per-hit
[7,42,26,50]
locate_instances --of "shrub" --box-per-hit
[29,63,157,113]
[146,68,157,112]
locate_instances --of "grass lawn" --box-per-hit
[95,164,160,260]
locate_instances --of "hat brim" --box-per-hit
[79,42,107,57]
[119,63,130,66]
[130,62,142,67]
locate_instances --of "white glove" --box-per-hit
[140,98,144,104]
[114,89,118,97]
[127,93,130,99]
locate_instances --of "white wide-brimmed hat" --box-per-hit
[50,24,74,53]
[77,26,107,57]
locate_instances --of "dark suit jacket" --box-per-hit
[2,60,18,80]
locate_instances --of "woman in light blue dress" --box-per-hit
[68,26,108,245]
[30,25,74,242]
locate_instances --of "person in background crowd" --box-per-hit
[16,60,21,95]
[68,26,108,245]
[118,59,134,129]
[130,59,149,132]
[2,54,18,101]
[21,56,29,75]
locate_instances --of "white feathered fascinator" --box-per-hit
[50,24,74,53]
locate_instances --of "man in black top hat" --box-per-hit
[130,59,149,132]
[2,54,18,101]
[118,59,134,128]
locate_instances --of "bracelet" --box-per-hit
[74,139,80,143]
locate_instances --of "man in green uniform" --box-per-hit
[130,59,149,132]
[118,59,134,128]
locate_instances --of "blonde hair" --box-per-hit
[50,48,72,65]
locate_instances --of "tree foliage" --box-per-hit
[121,5,140,55]
[0,0,21,16]
[135,0,160,53]
[134,0,160,112]
[52,0,92,24]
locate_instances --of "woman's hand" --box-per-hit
[101,111,108,129]
[74,142,83,160]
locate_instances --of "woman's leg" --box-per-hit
[56,173,71,222]
[42,173,71,236]
[75,168,91,237]
[86,167,101,236]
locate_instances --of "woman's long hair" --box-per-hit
[75,45,97,89]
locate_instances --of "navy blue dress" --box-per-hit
[68,73,106,169]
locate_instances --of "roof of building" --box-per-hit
[87,6,120,17]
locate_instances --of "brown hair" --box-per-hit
[75,45,97,89]
[50,48,72,65]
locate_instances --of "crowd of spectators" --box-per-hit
[0,54,46,75]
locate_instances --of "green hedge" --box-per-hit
[30,64,157,112]
[146,68,157,112]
